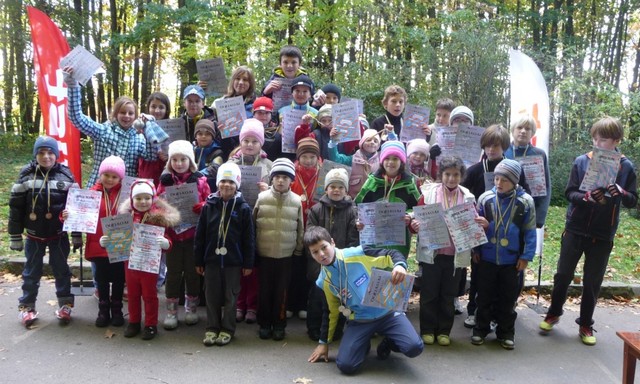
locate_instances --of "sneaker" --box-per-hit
[215,331,232,346]
[437,335,451,346]
[377,337,392,360]
[539,315,560,332]
[18,307,38,328]
[471,335,484,345]
[272,328,285,341]
[245,310,257,324]
[579,326,597,346]
[421,334,435,345]
[203,331,217,346]
[163,313,178,330]
[298,310,307,320]
[464,315,476,329]
[285,310,293,319]
[55,304,72,324]
[259,327,272,340]
[142,326,158,340]
[236,309,245,323]
[124,323,141,338]
[498,338,515,350]
[454,298,464,315]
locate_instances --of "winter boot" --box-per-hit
[163,298,179,330]
[110,300,124,327]
[184,295,200,325]
[95,300,111,327]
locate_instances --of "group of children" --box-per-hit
[8,44,637,375]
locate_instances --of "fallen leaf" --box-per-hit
[104,329,115,339]
[46,300,57,307]
[293,377,313,384]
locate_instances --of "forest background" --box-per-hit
[0,0,639,283]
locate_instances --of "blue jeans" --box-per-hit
[336,312,423,374]
[19,236,74,309]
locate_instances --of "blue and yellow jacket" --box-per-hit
[316,245,407,343]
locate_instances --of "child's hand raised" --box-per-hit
[157,236,170,250]
[61,209,70,220]
[422,124,432,136]
[264,80,281,95]
[329,127,339,139]
[301,114,313,125]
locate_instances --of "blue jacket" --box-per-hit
[504,144,551,228]
[316,245,407,343]
[477,186,537,265]
[564,151,637,241]
[194,191,255,269]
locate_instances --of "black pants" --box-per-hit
[287,256,309,312]
[419,256,461,335]
[258,256,292,329]
[473,261,519,340]
[547,231,613,326]
[94,258,125,302]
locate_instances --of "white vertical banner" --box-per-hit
[509,48,550,255]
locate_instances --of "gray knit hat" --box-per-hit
[449,106,474,126]
[494,159,521,186]
[270,158,296,181]
[324,168,349,192]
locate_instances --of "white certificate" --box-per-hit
[414,204,451,250]
[101,214,133,263]
[164,183,199,234]
[358,202,407,247]
[400,104,431,143]
[362,268,415,312]
[282,109,306,154]
[214,96,246,138]
[518,156,547,197]
[196,57,227,95]
[331,100,360,144]
[579,147,621,191]
[451,124,485,167]
[62,188,102,234]
[128,223,165,274]
[239,165,262,207]
[155,118,187,143]
[59,45,104,86]
[272,78,294,112]
[442,203,487,252]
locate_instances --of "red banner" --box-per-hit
[27,6,82,184]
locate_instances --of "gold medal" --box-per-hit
[500,238,509,247]
[45,212,52,219]
[490,237,496,244]
[29,212,37,221]
[219,247,227,255]
[300,194,307,202]
[342,308,351,317]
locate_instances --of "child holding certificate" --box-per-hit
[540,117,637,346]
[9,136,79,327]
[472,159,536,350]
[305,226,423,374]
[504,115,551,228]
[406,138,434,188]
[411,156,475,346]
[230,118,272,324]
[113,180,179,339]
[157,140,211,330]
[195,162,255,346]
[355,140,420,257]
[138,92,172,187]
[68,156,126,328]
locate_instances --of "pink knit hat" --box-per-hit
[359,129,380,148]
[406,139,430,159]
[379,141,406,164]
[240,118,265,146]
[98,155,125,179]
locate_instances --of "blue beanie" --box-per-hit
[33,136,60,159]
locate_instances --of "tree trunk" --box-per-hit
[109,0,120,100]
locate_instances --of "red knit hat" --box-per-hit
[253,97,274,112]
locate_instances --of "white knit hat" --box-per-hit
[167,140,197,173]
[406,139,430,159]
[216,162,242,189]
[324,168,349,192]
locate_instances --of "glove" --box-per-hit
[71,233,83,252]
[63,70,79,88]
[429,144,442,160]
[9,234,23,251]
[591,187,606,203]
[607,183,624,198]
[192,201,206,214]
[157,236,170,250]
[99,235,110,248]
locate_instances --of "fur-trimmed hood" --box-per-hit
[117,197,181,228]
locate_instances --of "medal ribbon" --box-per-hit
[217,198,237,251]
[493,190,516,244]
[30,166,52,218]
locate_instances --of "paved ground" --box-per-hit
[0,275,638,384]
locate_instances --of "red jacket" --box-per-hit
[85,182,123,261]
